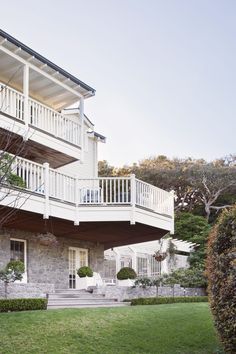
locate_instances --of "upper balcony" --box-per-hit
[0,29,95,167]
[0,155,174,248]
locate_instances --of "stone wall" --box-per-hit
[0,228,104,294]
[0,283,54,299]
[96,285,206,301]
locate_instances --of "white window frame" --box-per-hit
[10,238,27,283]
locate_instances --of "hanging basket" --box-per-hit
[153,251,167,262]
[37,232,58,247]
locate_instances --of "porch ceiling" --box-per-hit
[0,207,168,249]
[0,30,95,110]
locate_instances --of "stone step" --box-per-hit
[48,293,105,299]
[47,302,130,309]
[48,298,118,304]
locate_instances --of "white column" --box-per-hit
[80,97,84,163]
[130,174,136,225]
[43,162,50,219]
[23,64,29,140]
[113,248,121,274]
[74,175,79,225]
[129,246,137,273]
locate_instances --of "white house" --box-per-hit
[103,238,195,284]
[0,30,174,296]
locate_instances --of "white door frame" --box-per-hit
[68,247,88,289]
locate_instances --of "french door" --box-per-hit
[68,247,88,289]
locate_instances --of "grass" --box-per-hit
[0,303,222,354]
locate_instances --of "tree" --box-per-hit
[174,213,211,268]
[106,155,236,221]
[206,205,236,353]
[186,163,236,222]
[98,160,114,177]
[0,260,25,298]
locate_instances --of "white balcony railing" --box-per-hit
[9,156,174,217]
[0,84,81,146]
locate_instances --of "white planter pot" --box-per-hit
[77,276,95,290]
[117,279,135,287]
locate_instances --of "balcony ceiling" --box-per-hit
[1,207,168,249]
[0,30,95,110]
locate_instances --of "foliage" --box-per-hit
[175,212,211,268]
[162,267,207,288]
[77,266,93,278]
[117,267,137,280]
[7,173,26,188]
[0,260,25,298]
[134,277,153,288]
[130,296,208,306]
[0,298,47,312]
[206,205,236,353]
[0,304,221,353]
[0,153,26,188]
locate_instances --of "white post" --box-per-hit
[130,174,136,225]
[80,97,84,163]
[129,246,137,273]
[170,190,175,234]
[43,162,50,219]
[23,64,29,140]
[74,175,79,225]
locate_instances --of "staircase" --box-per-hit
[47,289,130,309]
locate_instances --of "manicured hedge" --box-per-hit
[77,266,93,278]
[130,296,208,306]
[0,298,48,312]
[206,206,236,354]
[117,267,137,280]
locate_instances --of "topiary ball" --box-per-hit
[206,205,236,354]
[77,266,93,278]
[117,267,137,280]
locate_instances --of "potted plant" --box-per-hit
[77,266,94,290]
[117,267,137,286]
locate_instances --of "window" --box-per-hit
[10,239,27,283]
[150,255,160,276]
[137,257,148,276]
[10,239,26,264]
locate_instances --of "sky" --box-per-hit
[1,0,235,166]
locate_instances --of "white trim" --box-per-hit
[10,238,27,283]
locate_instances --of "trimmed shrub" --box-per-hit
[117,267,137,280]
[134,277,153,288]
[130,296,208,306]
[206,206,236,353]
[0,298,47,312]
[77,266,93,278]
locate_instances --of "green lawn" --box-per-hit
[0,303,222,354]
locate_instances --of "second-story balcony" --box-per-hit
[0,155,174,247]
[0,83,83,167]
[0,29,96,167]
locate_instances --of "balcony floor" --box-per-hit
[0,207,168,249]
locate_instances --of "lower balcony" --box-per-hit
[0,156,174,248]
